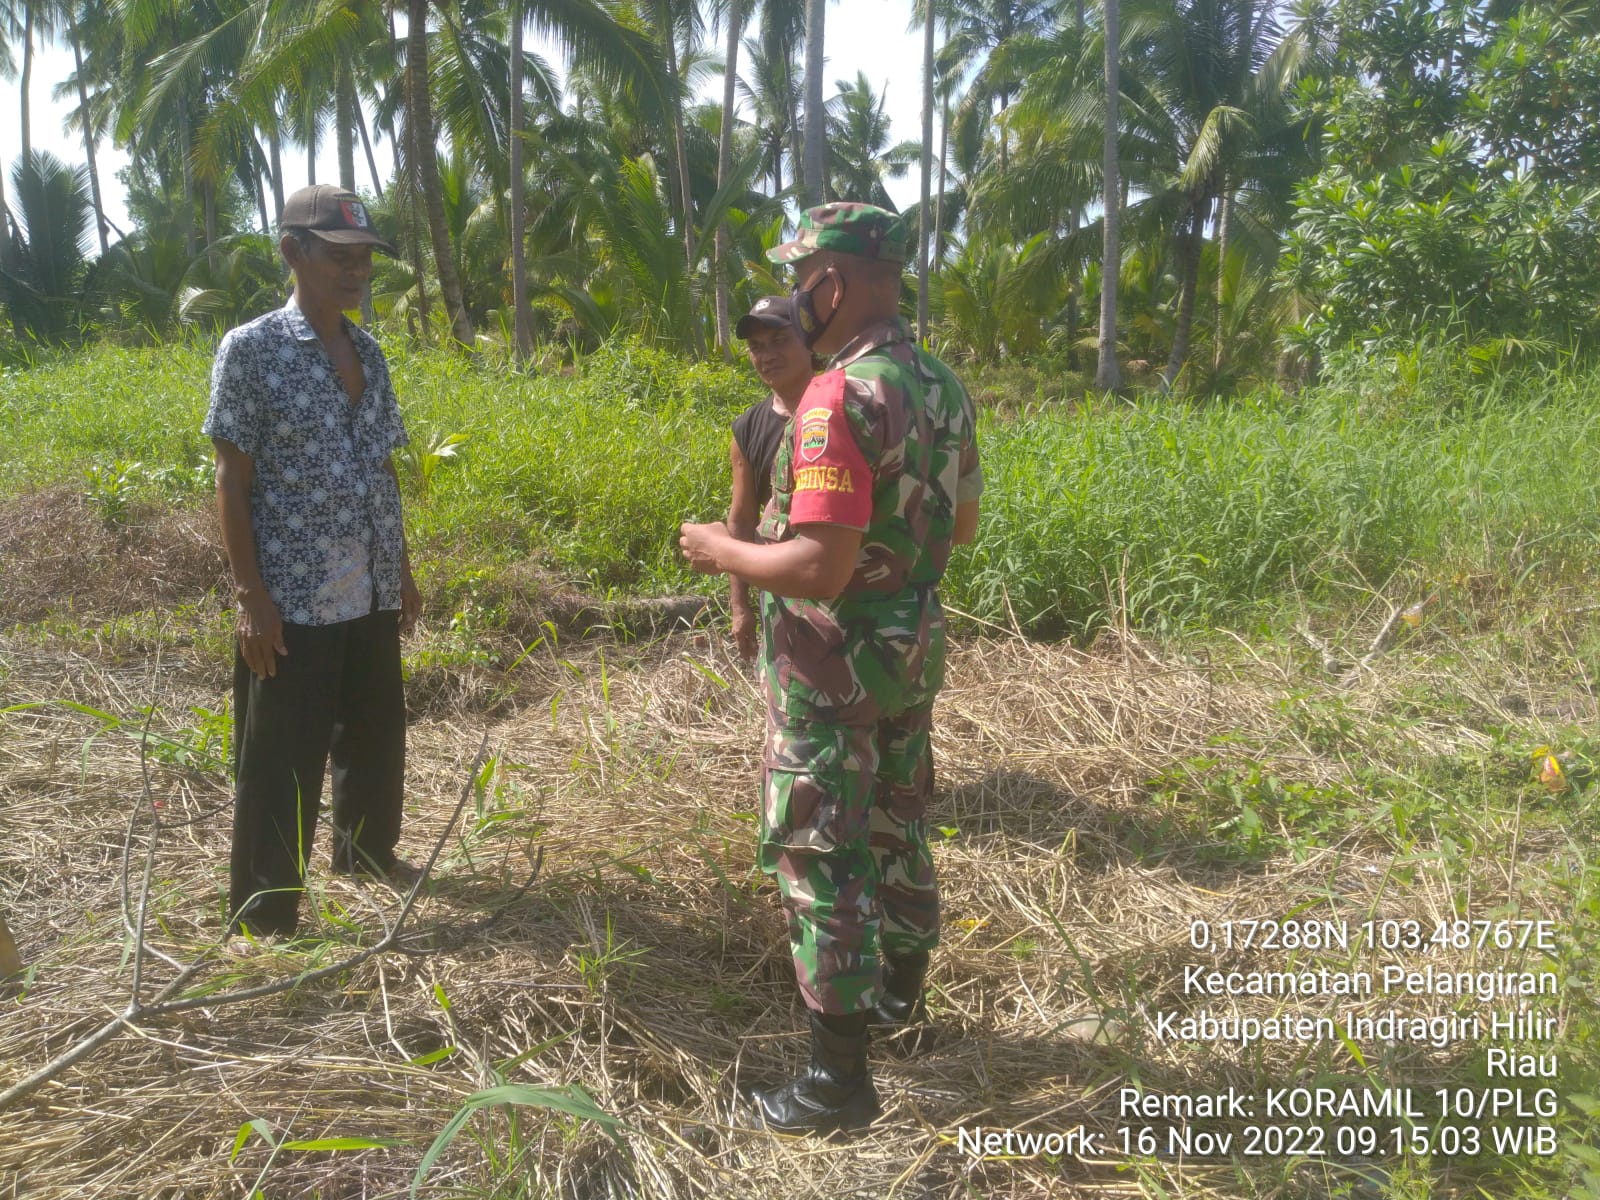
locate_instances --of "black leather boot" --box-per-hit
[872,951,930,1024]
[869,951,930,1052]
[748,1010,880,1135]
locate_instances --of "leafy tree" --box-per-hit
[1283,0,1600,359]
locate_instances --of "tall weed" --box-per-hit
[944,376,1600,636]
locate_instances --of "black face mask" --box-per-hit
[790,267,842,351]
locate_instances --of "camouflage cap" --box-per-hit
[766,202,909,266]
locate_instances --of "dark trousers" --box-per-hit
[228,609,405,936]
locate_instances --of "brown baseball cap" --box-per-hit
[280,185,394,255]
[735,295,797,339]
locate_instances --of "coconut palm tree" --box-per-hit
[302,0,501,343]
[943,0,1055,177]
[407,0,473,345]
[801,0,824,205]
[515,100,772,352]
[971,0,1315,388]
[0,150,94,343]
[14,0,63,171]
[0,1,19,266]
[825,72,919,210]
[916,0,935,339]
[641,0,704,353]
[504,0,672,358]
[737,13,802,198]
[1124,0,1315,387]
[939,231,1059,362]
[930,39,964,277]
[711,0,744,354]
[59,0,110,254]
[114,0,247,259]
[1097,0,1120,390]
[509,0,533,357]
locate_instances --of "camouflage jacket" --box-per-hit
[758,316,982,719]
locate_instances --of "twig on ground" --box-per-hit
[0,957,212,1111]
[393,848,544,956]
[119,713,182,975]
[1338,592,1437,687]
[1295,621,1347,675]
[130,705,160,1006]
[0,733,512,1112]
[147,733,494,1017]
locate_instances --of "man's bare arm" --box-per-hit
[954,499,980,546]
[383,456,422,633]
[728,440,761,542]
[681,520,862,601]
[213,437,286,678]
[727,441,762,656]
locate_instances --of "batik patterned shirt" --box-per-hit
[202,299,409,626]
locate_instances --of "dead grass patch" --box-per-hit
[0,487,228,626]
[0,606,1589,1198]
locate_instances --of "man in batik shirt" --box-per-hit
[680,203,982,1134]
[204,185,421,945]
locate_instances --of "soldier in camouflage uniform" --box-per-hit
[680,202,982,1134]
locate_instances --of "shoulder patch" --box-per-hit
[788,369,871,530]
[798,405,831,462]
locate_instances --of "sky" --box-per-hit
[1,3,932,238]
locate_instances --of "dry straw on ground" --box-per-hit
[0,498,1581,1199]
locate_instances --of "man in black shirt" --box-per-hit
[728,297,816,657]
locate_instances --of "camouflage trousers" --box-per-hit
[758,591,945,1015]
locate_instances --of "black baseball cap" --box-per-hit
[280,185,395,255]
[735,295,797,339]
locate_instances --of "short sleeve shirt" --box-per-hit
[202,300,409,626]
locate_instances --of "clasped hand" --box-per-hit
[679,520,732,576]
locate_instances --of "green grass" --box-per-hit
[390,339,751,592]
[5,337,1600,635]
[950,373,1600,635]
[0,338,750,598]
